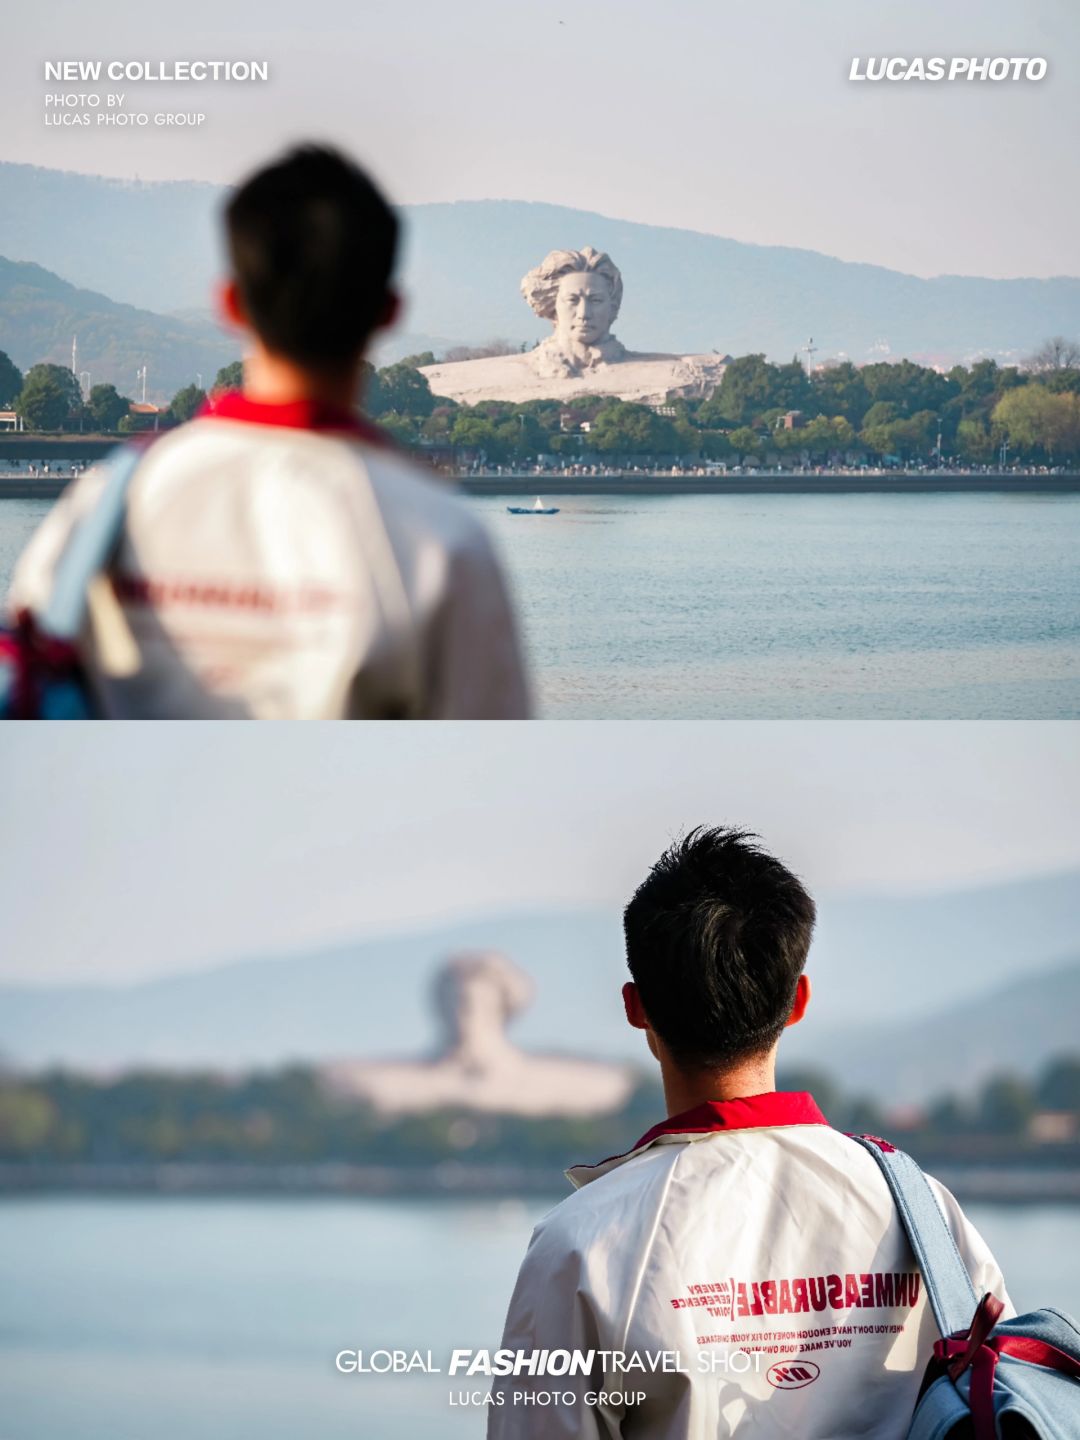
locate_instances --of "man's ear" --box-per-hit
[374,288,402,333]
[217,278,247,331]
[623,981,650,1031]
[784,973,812,1029]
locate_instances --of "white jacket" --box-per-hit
[489,1092,1010,1440]
[7,393,529,719]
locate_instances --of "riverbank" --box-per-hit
[462,471,1080,496]
[0,477,70,498]
[2,1161,1078,1204]
[3,470,1078,501]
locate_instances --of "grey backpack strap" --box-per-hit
[851,1135,977,1340]
[40,445,143,641]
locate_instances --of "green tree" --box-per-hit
[978,1074,1035,1136]
[925,1095,970,1137]
[993,386,1080,463]
[589,400,677,455]
[952,359,1001,409]
[701,354,810,427]
[450,413,505,460]
[420,405,456,442]
[728,425,760,458]
[671,417,701,457]
[1039,368,1080,397]
[15,364,82,431]
[0,1088,55,1154]
[809,362,870,425]
[0,349,22,408]
[955,417,992,463]
[213,360,243,391]
[799,414,857,460]
[860,401,902,457]
[861,359,957,416]
[891,410,937,460]
[370,363,436,419]
[1036,1057,1080,1112]
[169,383,208,424]
[497,411,546,458]
[86,383,131,431]
[699,430,734,461]
[377,413,422,446]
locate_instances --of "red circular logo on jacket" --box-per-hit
[766,1360,820,1389]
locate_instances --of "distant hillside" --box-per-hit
[784,959,1080,1105]
[0,872,1076,1103]
[1,163,1077,365]
[0,165,223,318]
[0,256,236,399]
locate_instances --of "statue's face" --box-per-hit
[554,270,616,346]
[454,969,506,1047]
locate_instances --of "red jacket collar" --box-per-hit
[198,389,391,446]
[635,1091,828,1148]
[567,1091,829,1189]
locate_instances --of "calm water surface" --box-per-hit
[475,491,1080,718]
[3,492,1078,718]
[0,499,51,599]
[0,1195,1076,1440]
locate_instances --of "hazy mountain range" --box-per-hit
[2,162,1078,386]
[1,871,1076,1105]
[0,256,236,397]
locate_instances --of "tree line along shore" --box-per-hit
[3,337,1080,468]
[1,1055,1077,1191]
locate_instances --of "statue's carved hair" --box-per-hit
[521,247,623,322]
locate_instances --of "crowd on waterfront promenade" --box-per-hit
[0,460,89,480]
[1,460,1075,484]
[450,460,1075,479]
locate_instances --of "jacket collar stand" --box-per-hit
[198,389,388,444]
[567,1091,829,1189]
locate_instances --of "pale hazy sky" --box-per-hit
[4,0,1078,278]
[0,722,1076,983]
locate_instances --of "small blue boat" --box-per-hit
[508,496,560,515]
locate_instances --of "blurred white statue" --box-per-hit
[323,951,634,1116]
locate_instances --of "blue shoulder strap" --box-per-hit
[850,1135,977,1340]
[40,445,143,640]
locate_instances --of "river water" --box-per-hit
[476,492,1080,718]
[3,491,1078,718]
[0,1195,1076,1440]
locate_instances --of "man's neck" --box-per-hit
[660,1052,778,1118]
[240,347,364,412]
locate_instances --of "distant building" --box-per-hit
[1030,1111,1079,1144]
[779,410,805,431]
[0,410,25,432]
[128,401,166,432]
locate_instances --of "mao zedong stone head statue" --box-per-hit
[419,246,727,405]
[520,247,628,377]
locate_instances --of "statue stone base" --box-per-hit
[420,349,728,407]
